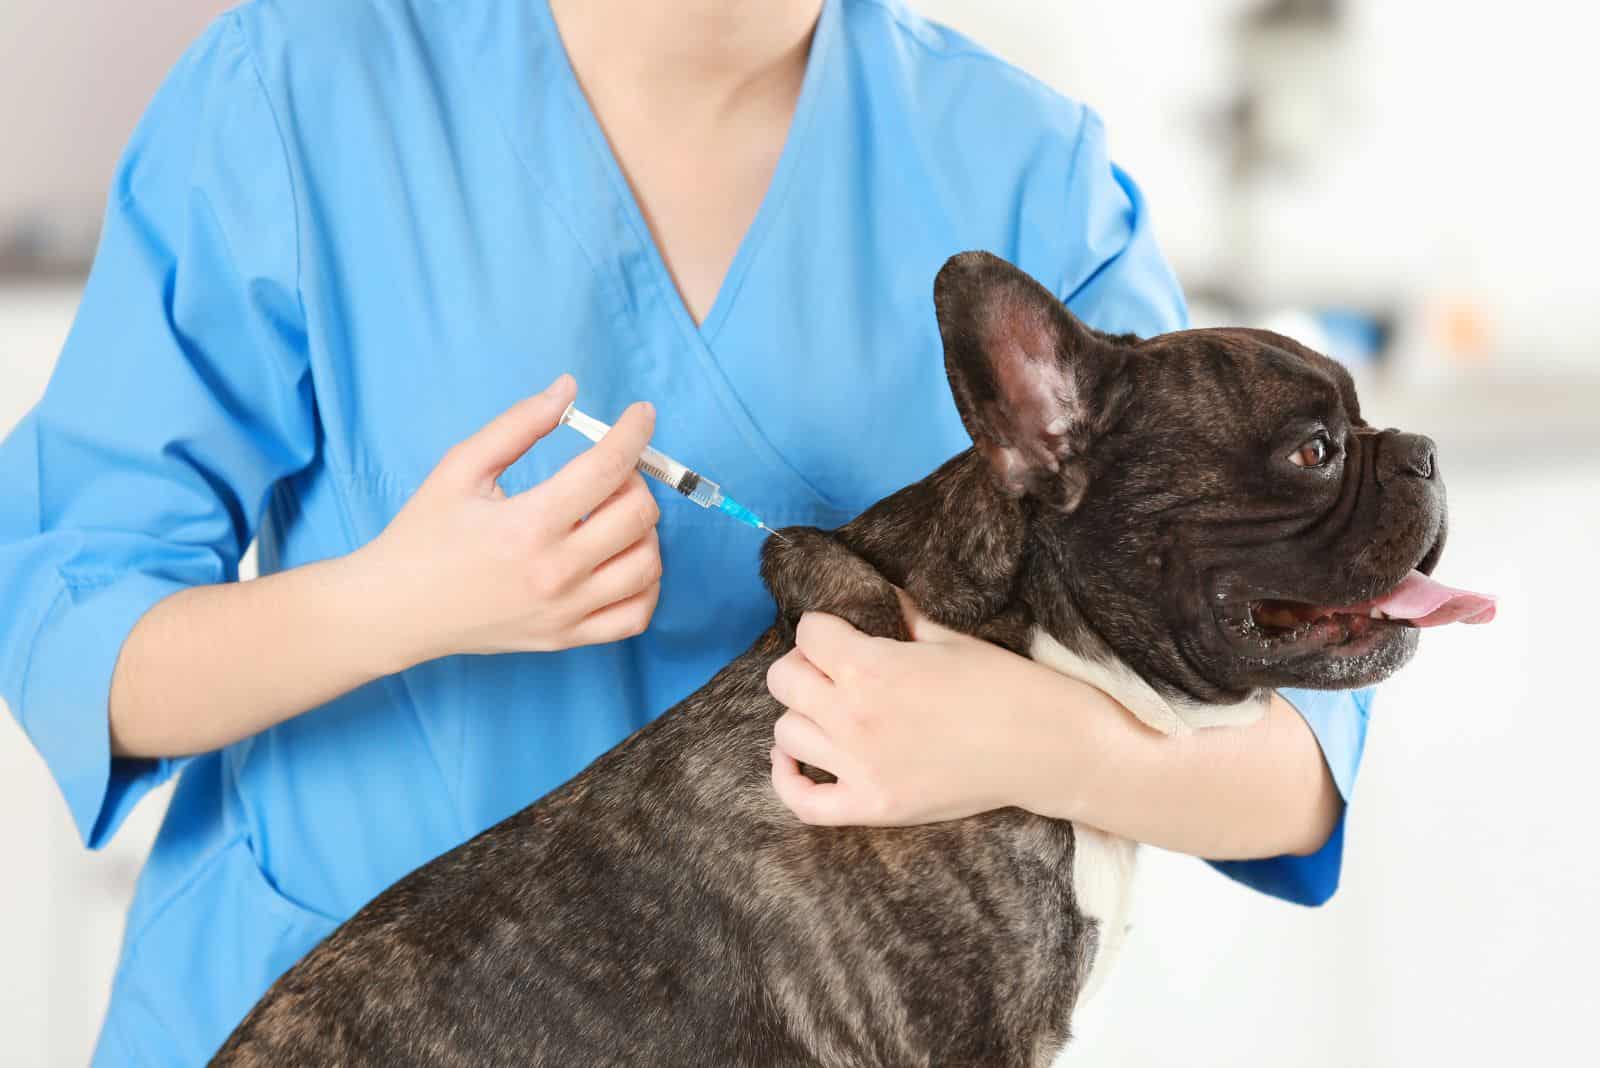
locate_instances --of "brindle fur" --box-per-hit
[214,253,1445,1066]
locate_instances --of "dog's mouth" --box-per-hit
[1223,568,1496,654]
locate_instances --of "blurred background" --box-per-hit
[1,1,1594,1064]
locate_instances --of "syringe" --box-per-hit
[559,403,783,539]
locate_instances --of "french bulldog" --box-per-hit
[213,252,1493,1066]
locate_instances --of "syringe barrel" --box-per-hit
[635,444,693,493]
[639,445,722,509]
[681,475,722,509]
[561,403,721,509]
[641,447,722,509]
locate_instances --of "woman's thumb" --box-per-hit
[894,587,960,643]
[446,374,577,489]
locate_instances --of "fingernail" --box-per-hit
[543,374,573,398]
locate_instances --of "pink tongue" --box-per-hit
[1368,570,1497,627]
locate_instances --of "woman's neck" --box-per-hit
[548,0,822,119]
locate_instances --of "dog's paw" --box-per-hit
[761,527,909,641]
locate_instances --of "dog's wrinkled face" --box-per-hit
[935,252,1493,702]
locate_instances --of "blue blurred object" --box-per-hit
[1259,305,1388,369]
[1314,307,1386,367]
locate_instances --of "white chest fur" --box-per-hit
[1025,628,1266,1009]
[1066,825,1138,1005]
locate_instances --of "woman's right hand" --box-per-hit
[356,374,664,669]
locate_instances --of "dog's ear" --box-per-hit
[935,251,1122,512]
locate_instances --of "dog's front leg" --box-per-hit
[760,526,910,642]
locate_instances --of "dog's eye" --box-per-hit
[1289,435,1331,469]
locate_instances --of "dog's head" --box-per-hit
[934,252,1493,705]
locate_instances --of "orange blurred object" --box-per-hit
[1429,297,1495,365]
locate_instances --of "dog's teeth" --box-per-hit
[1370,607,1382,619]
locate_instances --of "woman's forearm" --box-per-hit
[108,550,414,759]
[108,382,666,761]
[1021,680,1343,860]
[766,603,1344,854]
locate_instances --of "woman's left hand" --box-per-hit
[766,593,1079,826]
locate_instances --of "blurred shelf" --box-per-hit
[1354,370,1600,467]
[4,279,1594,465]
[0,255,90,283]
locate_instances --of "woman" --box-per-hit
[0,0,1368,1062]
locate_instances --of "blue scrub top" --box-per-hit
[0,1,1371,1061]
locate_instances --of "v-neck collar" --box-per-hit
[464,0,858,519]
[530,0,838,346]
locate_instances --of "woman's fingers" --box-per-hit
[771,708,836,772]
[530,401,656,523]
[442,375,577,493]
[793,611,873,681]
[770,748,856,826]
[575,528,663,616]
[570,580,661,645]
[765,647,836,712]
[566,473,661,570]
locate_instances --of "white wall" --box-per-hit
[8,0,1600,368]
[918,0,1600,375]
[0,1,222,249]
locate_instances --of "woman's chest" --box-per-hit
[293,155,977,530]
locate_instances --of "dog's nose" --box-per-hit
[1378,432,1437,482]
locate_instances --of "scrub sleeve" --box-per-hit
[0,16,314,850]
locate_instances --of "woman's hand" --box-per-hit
[765,594,1342,860]
[357,374,664,669]
[109,375,665,759]
[766,594,1082,826]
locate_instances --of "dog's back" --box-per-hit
[214,624,1092,1068]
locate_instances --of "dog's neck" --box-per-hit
[831,450,1267,735]
[830,449,1026,632]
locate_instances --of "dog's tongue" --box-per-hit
[1367,570,1497,627]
